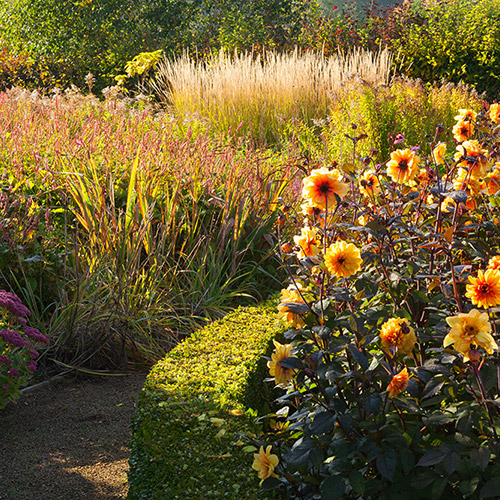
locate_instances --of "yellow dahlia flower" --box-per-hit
[277,287,306,328]
[444,309,497,362]
[252,445,279,485]
[268,340,296,385]
[324,241,362,278]
[380,318,417,354]
[386,148,420,184]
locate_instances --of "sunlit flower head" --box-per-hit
[489,103,500,124]
[302,167,348,209]
[453,119,474,142]
[386,148,420,184]
[252,445,279,484]
[268,340,296,386]
[324,241,362,278]
[432,142,447,165]
[301,200,324,217]
[387,367,409,398]
[488,255,500,271]
[455,109,477,122]
[453,168,483,196]
[466,269,500,308]
[486,164,500,195]
[277,287,306,328]
[293,227,320,261]
[454,140,489,179]
[359,170,380,197]
[444,309,497,361]
[380,318,417,354]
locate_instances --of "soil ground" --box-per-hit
[0,373,146,500]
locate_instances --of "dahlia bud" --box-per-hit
[468,349,481,365]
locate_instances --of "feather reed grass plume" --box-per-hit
[152,49,393,143]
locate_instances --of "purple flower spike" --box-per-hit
[0,290,31,319]
[7,368,20,377]
[0,329,28,348]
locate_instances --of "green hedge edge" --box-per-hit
[127,302,283,500]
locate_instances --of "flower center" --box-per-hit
[398,160,409,172]
[337,256,345,264]
[479,283,491,295]
[318,181,332,195]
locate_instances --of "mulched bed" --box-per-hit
[0,373,146,500]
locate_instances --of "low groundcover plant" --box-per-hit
[0,290,48,407]
[253,106,500,498]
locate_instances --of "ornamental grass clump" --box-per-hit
[253,107,500,498]
[0,290,48,407]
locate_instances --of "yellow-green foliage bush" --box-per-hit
[289,77,481,162]
[128,303,284,499]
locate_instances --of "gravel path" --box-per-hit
[0,374,146,500]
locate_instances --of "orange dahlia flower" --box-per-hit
[324,241,362,278]
[293,227,320,260]
[486,164,500,195]
[454,109,477,122]
[268,340,296,385]
[359,170,380,197]
[432,142,447,165]
[386,148,419,184]
[380,318,417,354]
[466,269,500,308]
[387,367,410,398]
[454,140,489,179]
[252,445,279,484]
[302,167,348,209]
[444,309,497,362]
[488,255,500,271]
[453,119,474,142]
[453,168,483,196]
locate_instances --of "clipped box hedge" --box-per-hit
[128,303,283,500]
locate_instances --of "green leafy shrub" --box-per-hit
[128,302,284,499]
[393,0,500,100]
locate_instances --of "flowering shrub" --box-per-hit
[255,107,500,498]
[0,290,48,408]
